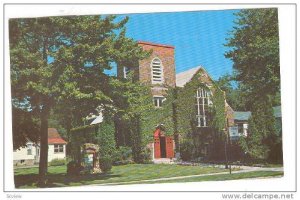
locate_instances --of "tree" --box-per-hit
[239,96,277,160]
[10,15,148,185]
[12,106,40,150]
[109,76,155,162]
[225,8,280,108]
[10,18,65,185]
[214,74,246,111]
[225,8,281,162]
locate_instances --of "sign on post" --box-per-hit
[229,126,239,139]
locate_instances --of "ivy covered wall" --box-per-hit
[68,67,233,162]
[175,68,229,160]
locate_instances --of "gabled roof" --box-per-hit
[90,114,103,125]
[48,128,67,144]
[48,138,67,144]
[48,128,61,138]
[176,67,202,87]
[234,106,281,121]
[234,111,252,121]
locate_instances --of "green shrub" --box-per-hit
[97,122,116,158]
[139,147,153,164]
[112,146,133,165]
[49,158,66,166]
[180,139,195,161]
[99,156,112,173]
[67,161,84,175]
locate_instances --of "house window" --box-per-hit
[123,66,130,79]
[237,123,244,134]
[237,123,248,136]
[151,58,163,84]
[54,144,64,153]
[27,144,32,155]
[153,96,165,108]
[243,123,248,136]
[196,88,211,127]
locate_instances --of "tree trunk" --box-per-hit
[131,114,142,163]
[117,63,124,79]
[38,104,50,186]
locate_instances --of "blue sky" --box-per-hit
[114,10,239,80]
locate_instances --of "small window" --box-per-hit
[27,144,32,155]
[54,144,64,153]
[237,123,244,134]
[123,66,131,79]
[243,123,248,136]
[153,96,165,108]
[151,58,163,84]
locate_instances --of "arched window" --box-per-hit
[151,58,163,84]
[195,88,211,127]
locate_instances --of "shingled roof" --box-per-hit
[48,128,67,144]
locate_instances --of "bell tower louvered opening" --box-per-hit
[151,58,163,84]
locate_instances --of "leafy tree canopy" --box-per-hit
[225,9,282,163]
[214,74,246,111]
[10,15,149,182]
[225,8,280,108]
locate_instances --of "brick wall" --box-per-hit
[138,41,176,89]
[226,103,235,127]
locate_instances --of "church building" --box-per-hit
[116,41,234,161]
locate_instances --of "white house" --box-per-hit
[13,141,39,165]
[13,128,67,166]
[47,128,68,162]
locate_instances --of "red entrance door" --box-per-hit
[153,129,174,159]
[154,136,161,158]
[165,136,174,158]
[154,129,161,158]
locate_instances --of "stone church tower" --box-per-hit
[117,41,176,107]
[115,41,177,157]
[137,41,176,107]
[137,41,176,159]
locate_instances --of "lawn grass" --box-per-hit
[14,164,228,188]
[130,171,284,185]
